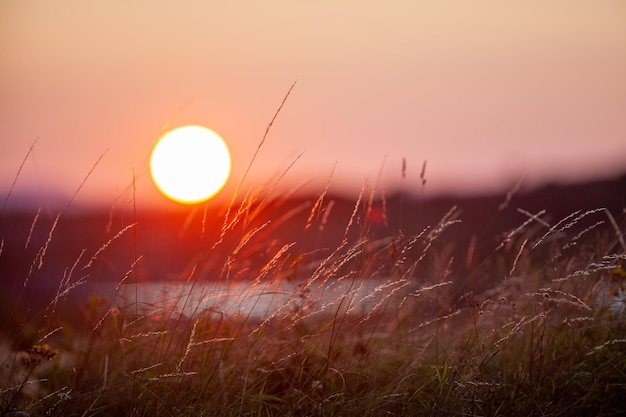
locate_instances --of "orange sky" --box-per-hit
[1,1,625,210]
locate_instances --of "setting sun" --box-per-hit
[150,125,231,204]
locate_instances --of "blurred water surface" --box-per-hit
[85,276,412,321]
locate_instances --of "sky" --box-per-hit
[1,1,625,210]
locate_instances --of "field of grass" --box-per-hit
[2,92,625,415]
[1,176,625,416]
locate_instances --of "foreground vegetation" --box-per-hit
[1,91,625,415]
[1,180,625,416]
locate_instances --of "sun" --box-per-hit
[150,125,231,204]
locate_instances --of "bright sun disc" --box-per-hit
[150,125,231,204]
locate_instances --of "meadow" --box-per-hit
[1,172,625,417]
[2,90,626,415]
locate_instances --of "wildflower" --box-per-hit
[23,343,59,365]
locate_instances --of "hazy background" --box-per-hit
[2,1,625,210]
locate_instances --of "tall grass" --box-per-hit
[1,177,625,416]
[1,91,625,415]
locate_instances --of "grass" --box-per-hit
[1,180,625,416]
[1,87,625,415]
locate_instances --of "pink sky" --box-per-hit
[1,1,625,210]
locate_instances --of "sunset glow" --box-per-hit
[1,1,625,207]
[149,125,231,204]
[2,3,626,414]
